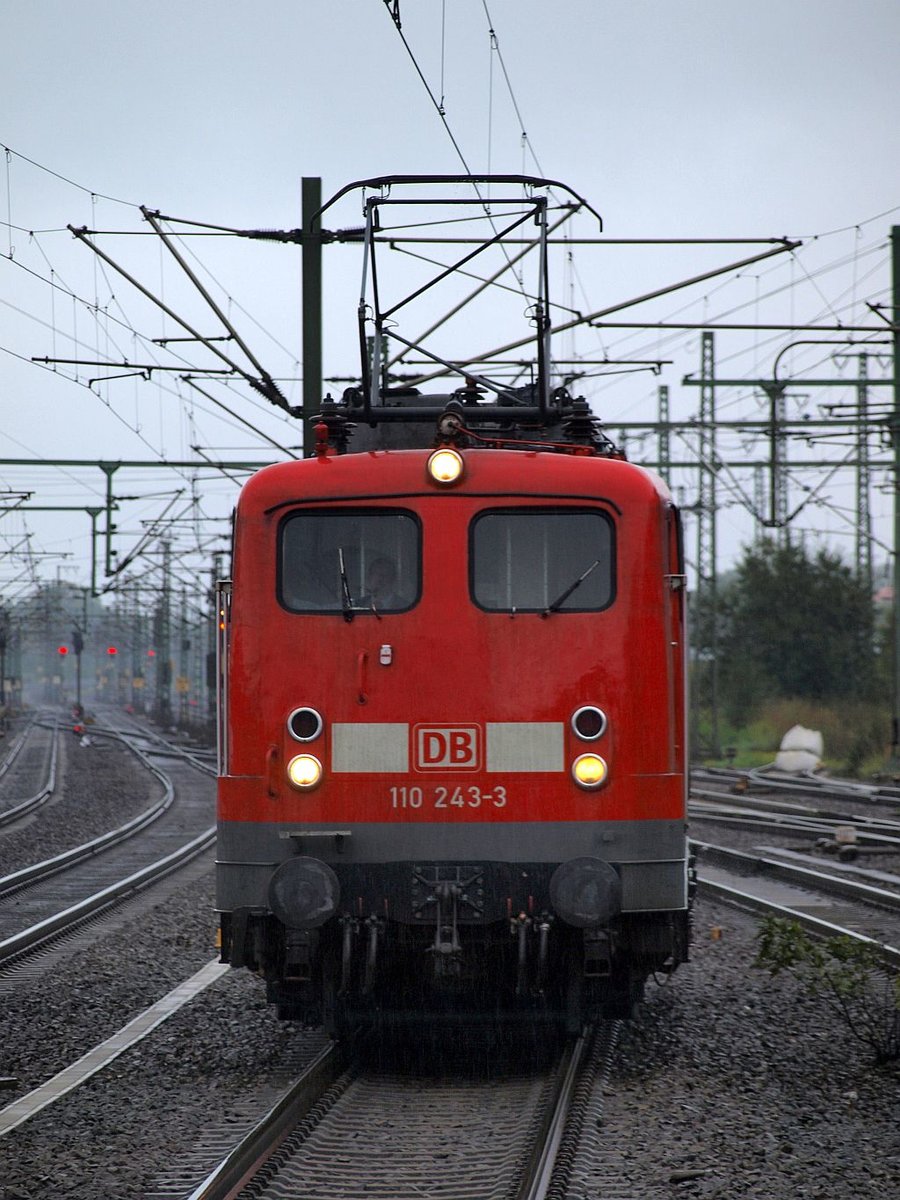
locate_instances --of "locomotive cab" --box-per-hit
[216,405,690,1033]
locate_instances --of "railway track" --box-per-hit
[693,763,900,806]
[0,714,59,828]
[0,715,215,974]
[3,754,899,1197]
[691,795,900,847]
[695,842,900,964]
[3,965,623,1200]
[690,765,900,962]
[690,763,900,851]
[180,1024,622,1200]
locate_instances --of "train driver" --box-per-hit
[362,556,406,611]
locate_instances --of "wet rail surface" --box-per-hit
[180,1024,623,1200]
[4,756,898,1197]
[690,765,900,864]
[693,764,900,805]
[169,766,900,1199]
[0,720,215,967]
[689,767,900,959]
[0,716,58,828]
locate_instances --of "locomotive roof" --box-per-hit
[237,442,674,516]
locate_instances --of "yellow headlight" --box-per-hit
[427,447,464,485]
[572,754,608,790]
[287,753,323,790]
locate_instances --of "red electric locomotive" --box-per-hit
[216,178,690,1033]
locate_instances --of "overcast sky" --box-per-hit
[2,1,899,600]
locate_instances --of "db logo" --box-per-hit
[415,725,480,770]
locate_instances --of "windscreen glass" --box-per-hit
[471,508,614,612]
[280,509,420,614]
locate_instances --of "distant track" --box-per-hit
[690,769,900,965]
[0,721,214,973]
[0,716,58,828]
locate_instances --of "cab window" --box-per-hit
[279,509,420,614]
[470,508,614,612]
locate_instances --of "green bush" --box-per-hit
[755,916,900,1064]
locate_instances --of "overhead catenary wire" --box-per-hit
[587,237,891,410]
[9,234,305,434]
[378,5,537,296]
[1,142,137,209]
[380,0,478,178]
[1,107,896,593]
[480,0,546,178]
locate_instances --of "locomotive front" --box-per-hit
[217,425,689,1033]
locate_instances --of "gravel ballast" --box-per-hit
[1,740,898,1198]
[0,728,160,877]
[596,904,900,1198]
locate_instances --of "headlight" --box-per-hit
[571,705,607,740]
[286,753,323,790]
[287,706,323,742]
[427,447,464,485]
[572,753,608,790]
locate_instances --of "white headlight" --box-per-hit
[287,754,323,790]
[427,447,464,485]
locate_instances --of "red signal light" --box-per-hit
[147,649,156,658]
[107,646,118,656]
[57,645,68,656]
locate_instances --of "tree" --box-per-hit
[717,539,877,719]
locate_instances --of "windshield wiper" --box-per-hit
[542,558,601,617]
[339,548,355,623]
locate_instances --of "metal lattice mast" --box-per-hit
[775,385,789,542]
[753,466,767,544]
[761,381,790,544]
[696,332,717,589]
[208,551,225,728]
[179,582,189,725]
[891,225,900,762]
[657,385,670,483]
[154,540,172,726]
[695,331,719,755]
[856,353,873,595]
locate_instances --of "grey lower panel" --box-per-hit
[218,817,686,863]
[217,818,688,914]
[618,861,687,911]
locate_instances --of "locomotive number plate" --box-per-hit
[389,784,508,810]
